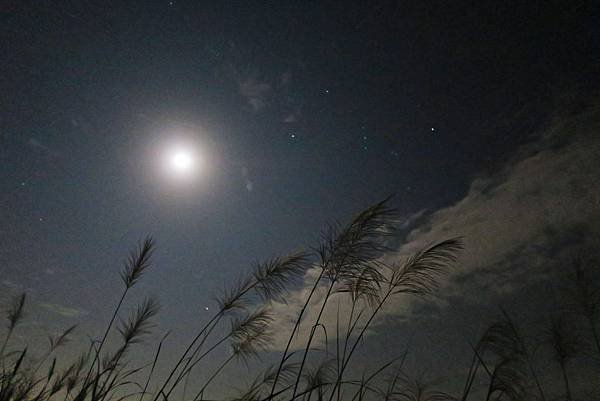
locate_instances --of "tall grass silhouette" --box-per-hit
[1,198,598,401]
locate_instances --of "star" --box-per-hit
[290,133,296,139]
[431,127,436,132]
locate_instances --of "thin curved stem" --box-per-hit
[268,269,326,399]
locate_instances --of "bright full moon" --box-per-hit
[171,151,194,172]
[152,129,210,188]
[162,144,203,181]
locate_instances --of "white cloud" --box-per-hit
[396,106,600,300]
[268,102,600,350]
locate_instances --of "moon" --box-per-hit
[163,144,202,181]
[146,127,212,190]
[170,150,194,173]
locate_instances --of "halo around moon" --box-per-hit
[142,124,215,197]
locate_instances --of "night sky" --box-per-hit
[2,1,599,398]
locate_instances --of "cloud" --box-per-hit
[234,68,302,122]
[268,101,600,350]
[28,137,60,157]
[2,279,23,290]
[239,76,272,112]
[395,105,600,303]
[241,166,254,192]
[283,108,301,123]
[283,113,297,123]
[39,302,88,318]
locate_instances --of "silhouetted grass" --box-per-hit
[1,198,598,401]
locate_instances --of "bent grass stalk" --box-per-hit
[12,198,584,401]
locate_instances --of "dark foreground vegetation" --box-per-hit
[1,198,599,401]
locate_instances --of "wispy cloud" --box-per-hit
[283,108,301,123]
[241,166,254,192]
[269,101,600,350]
[28,137,60,157]
[39,302,88,318]
[2,279,23,290]
[239,76,272,112]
